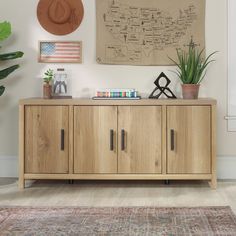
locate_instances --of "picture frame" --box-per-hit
[52,68,72,98]
[38,41,82,63]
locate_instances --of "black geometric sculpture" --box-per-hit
[149,72,177,99]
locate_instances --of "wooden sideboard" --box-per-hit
[19,98,217,189]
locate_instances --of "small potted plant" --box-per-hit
[169,39,217,99]
[43,69,53,99]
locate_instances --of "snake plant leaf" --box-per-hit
[0,21,11,41]
[0,86,5,96]
[0,51,24,61]
[0,64,20,80]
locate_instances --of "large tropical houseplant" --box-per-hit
[0,21,24,96]
[169,39,217,99]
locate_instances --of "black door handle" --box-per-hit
[61,129,65,151]
[170,129,175,151]
[121,129,125,151]
[110,129,114,151]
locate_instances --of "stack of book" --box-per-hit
[93,89,140,100]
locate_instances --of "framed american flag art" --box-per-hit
[38,41,82,63]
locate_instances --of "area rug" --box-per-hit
[0,207,236,235]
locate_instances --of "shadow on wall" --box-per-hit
[0,16,44,155]
[0,33,23,124]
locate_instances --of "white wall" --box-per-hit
[0,0,235,178]
[227,0,236,131]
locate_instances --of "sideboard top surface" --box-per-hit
[19,98,217,106]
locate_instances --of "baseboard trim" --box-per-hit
[217,156,236,179]
[0,155,236,179]
[0,155,18,177]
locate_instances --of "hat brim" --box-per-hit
[37,0,84,35]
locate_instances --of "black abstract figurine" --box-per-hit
[149,72,177,99]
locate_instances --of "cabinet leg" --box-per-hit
[18,178,25,189]
[164,180,170,185]
[68,180,74,184]
[209,177,217,189]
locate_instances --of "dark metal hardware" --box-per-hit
[170,129,174,151]
[110,129,114,151]
[121,129,125,151]
[61,129,65,151]
[165,180,170,185]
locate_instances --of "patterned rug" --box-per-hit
[0,207,236,235]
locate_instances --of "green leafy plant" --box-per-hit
[169,39,217,84]
[43,69,54,84]
[0,21,24,96]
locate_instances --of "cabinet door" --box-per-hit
[25,106,69,174]
[118,106,162,174]
[74,106,117,174]
[167,106,211,174]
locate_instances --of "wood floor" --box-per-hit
[0,179,236,214]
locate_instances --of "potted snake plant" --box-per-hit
[169,39,217,99]
[0,21,24,96]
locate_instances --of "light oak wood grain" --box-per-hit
[118,106,162,174]
[19,99,217,189]
[19,98,217,106]
[74,106,118,174]
[167,106,211,174]
[209,105,217,189]
[24,106,69,174]
[162,106,167,175]
[19,105,25,189]
[69,106,74,174]
[24,173,212,180]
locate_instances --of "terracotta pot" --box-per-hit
[181,84,200,99]
[43,84,52,99]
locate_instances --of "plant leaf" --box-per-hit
[0,65,20,80]
[169,41,217,84]
[0,85,5,96]
[0,21,11,41]
[0,51,24,61]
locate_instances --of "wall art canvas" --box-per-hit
[96,0,205,66]
[39,41,82,63]
[51,68,72,99]
[53,68,68,97]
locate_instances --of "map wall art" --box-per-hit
[96,0,205,65]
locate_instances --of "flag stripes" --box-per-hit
[39,41,82,63]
